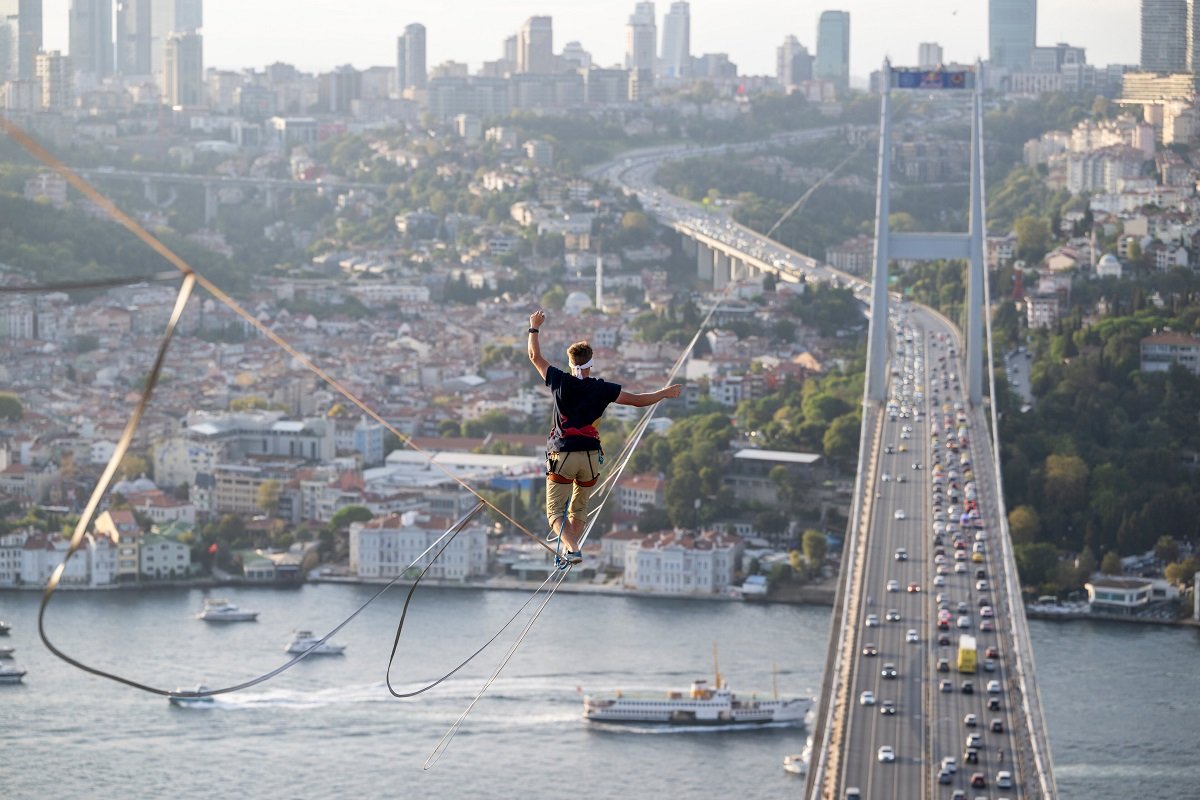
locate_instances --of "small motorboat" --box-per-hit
[783,753,808,775]
[0,663,26,684]
[197,598,258,622]
[286,630,345,656]
[168,685,215,707]
[0,620,10,635]
[0,645,14,658]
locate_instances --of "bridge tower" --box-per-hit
[865,61,986,406]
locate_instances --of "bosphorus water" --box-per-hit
[1,584,1197,799]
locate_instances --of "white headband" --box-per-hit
[571,358,593,378]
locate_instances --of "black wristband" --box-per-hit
[528,328,539,333]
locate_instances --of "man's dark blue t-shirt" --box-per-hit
[545,365,621,452]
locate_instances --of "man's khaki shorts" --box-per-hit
[545,450,601,529]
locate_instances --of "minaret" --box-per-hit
[596,253,604,311]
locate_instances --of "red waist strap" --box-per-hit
[561,425,599,439]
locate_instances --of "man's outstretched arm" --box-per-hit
[616,384,683,407]
[527,309,549,381]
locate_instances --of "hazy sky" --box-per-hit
[42,0,1140,80]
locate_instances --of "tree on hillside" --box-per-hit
[256,479,281,516]
[1154,535,1180,565]
[0,392,22,421]
[1100,550,1123,575]
[1008,505,1041,544]
[330,505,373,530]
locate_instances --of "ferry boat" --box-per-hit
[285,630,345,656]
[196,598,258,622]
[582,650,812,727]
[0,663,26,684]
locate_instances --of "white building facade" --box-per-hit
[349,512,488,581]
[623,530,742,595]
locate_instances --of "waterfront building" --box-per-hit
[1084,576,1178,615]
[0,529,116,588]
[989,0,1036,70]
[814,10,849,92]
[659,1,690,79]
[615,473,666,515]
[623,529,742,595]
[139,532,193,578]
[69,0,113,79]
[396,22,426,93]
[1141,0,1188,73]
[349,511,487,581]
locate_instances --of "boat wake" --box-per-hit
[586,720,805,735]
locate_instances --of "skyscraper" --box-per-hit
[777,35,813,89]
[918,42,944,69]
[624,2,655,72]
[69,0,113,78]
[396,22,426,92]
[17,0,40,79]
[116,0,152,75]
[163,30,201,105]
[815,10,849,91]
[0,1,19,82]
[517,16,553,74]
[152,0,202,87]
[660,1,690,79]
[988,0,1037,70]
[1141,0,1188,73]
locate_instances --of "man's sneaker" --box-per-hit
[563,550,583,565]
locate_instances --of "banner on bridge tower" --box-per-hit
[891,68,974,90]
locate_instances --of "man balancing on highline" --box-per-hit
[527,309,682,567]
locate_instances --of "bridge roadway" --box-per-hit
[836,303,1025,799]
[74,167,392,193]
[589,139,1053,798]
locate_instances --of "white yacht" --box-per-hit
[285,630,345,656]
[0,620,10,635]
[197,598,258,622]
[168,685,215,707]
[0,663,26,684]
[0,645,14,658]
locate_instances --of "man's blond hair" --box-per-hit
[567,341,593,367]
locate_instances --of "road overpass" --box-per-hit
[593,64,1056,800]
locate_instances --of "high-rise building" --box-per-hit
[0,1,19,82]
[1141,0,1188,73]
[660,1,690,79]
[163,30,201,105]
[518,16,553,74]
[17,0,40,79]
[918,42,944,69]
[69,0,113,78]
[35,49,71,108]
[777,35,813,89]
[815,10,849,91]
[561,40,591,71]
[1191,0,1200,81]
[116,0,152,75]
[396,22,426,93]
[624,2,655,72]
[152,0,202,88]
[989,0,1037,70]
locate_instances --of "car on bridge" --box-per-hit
[879,700,897,715]
[881,663,898,679]
[862,643,879,656]
[859,690,876,705]
[876,745,895,763]
[893,509,907,520]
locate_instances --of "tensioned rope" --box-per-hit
[0,114,557,558]
[416,280,737,767]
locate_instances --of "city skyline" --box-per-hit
[34,0,1140,81]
